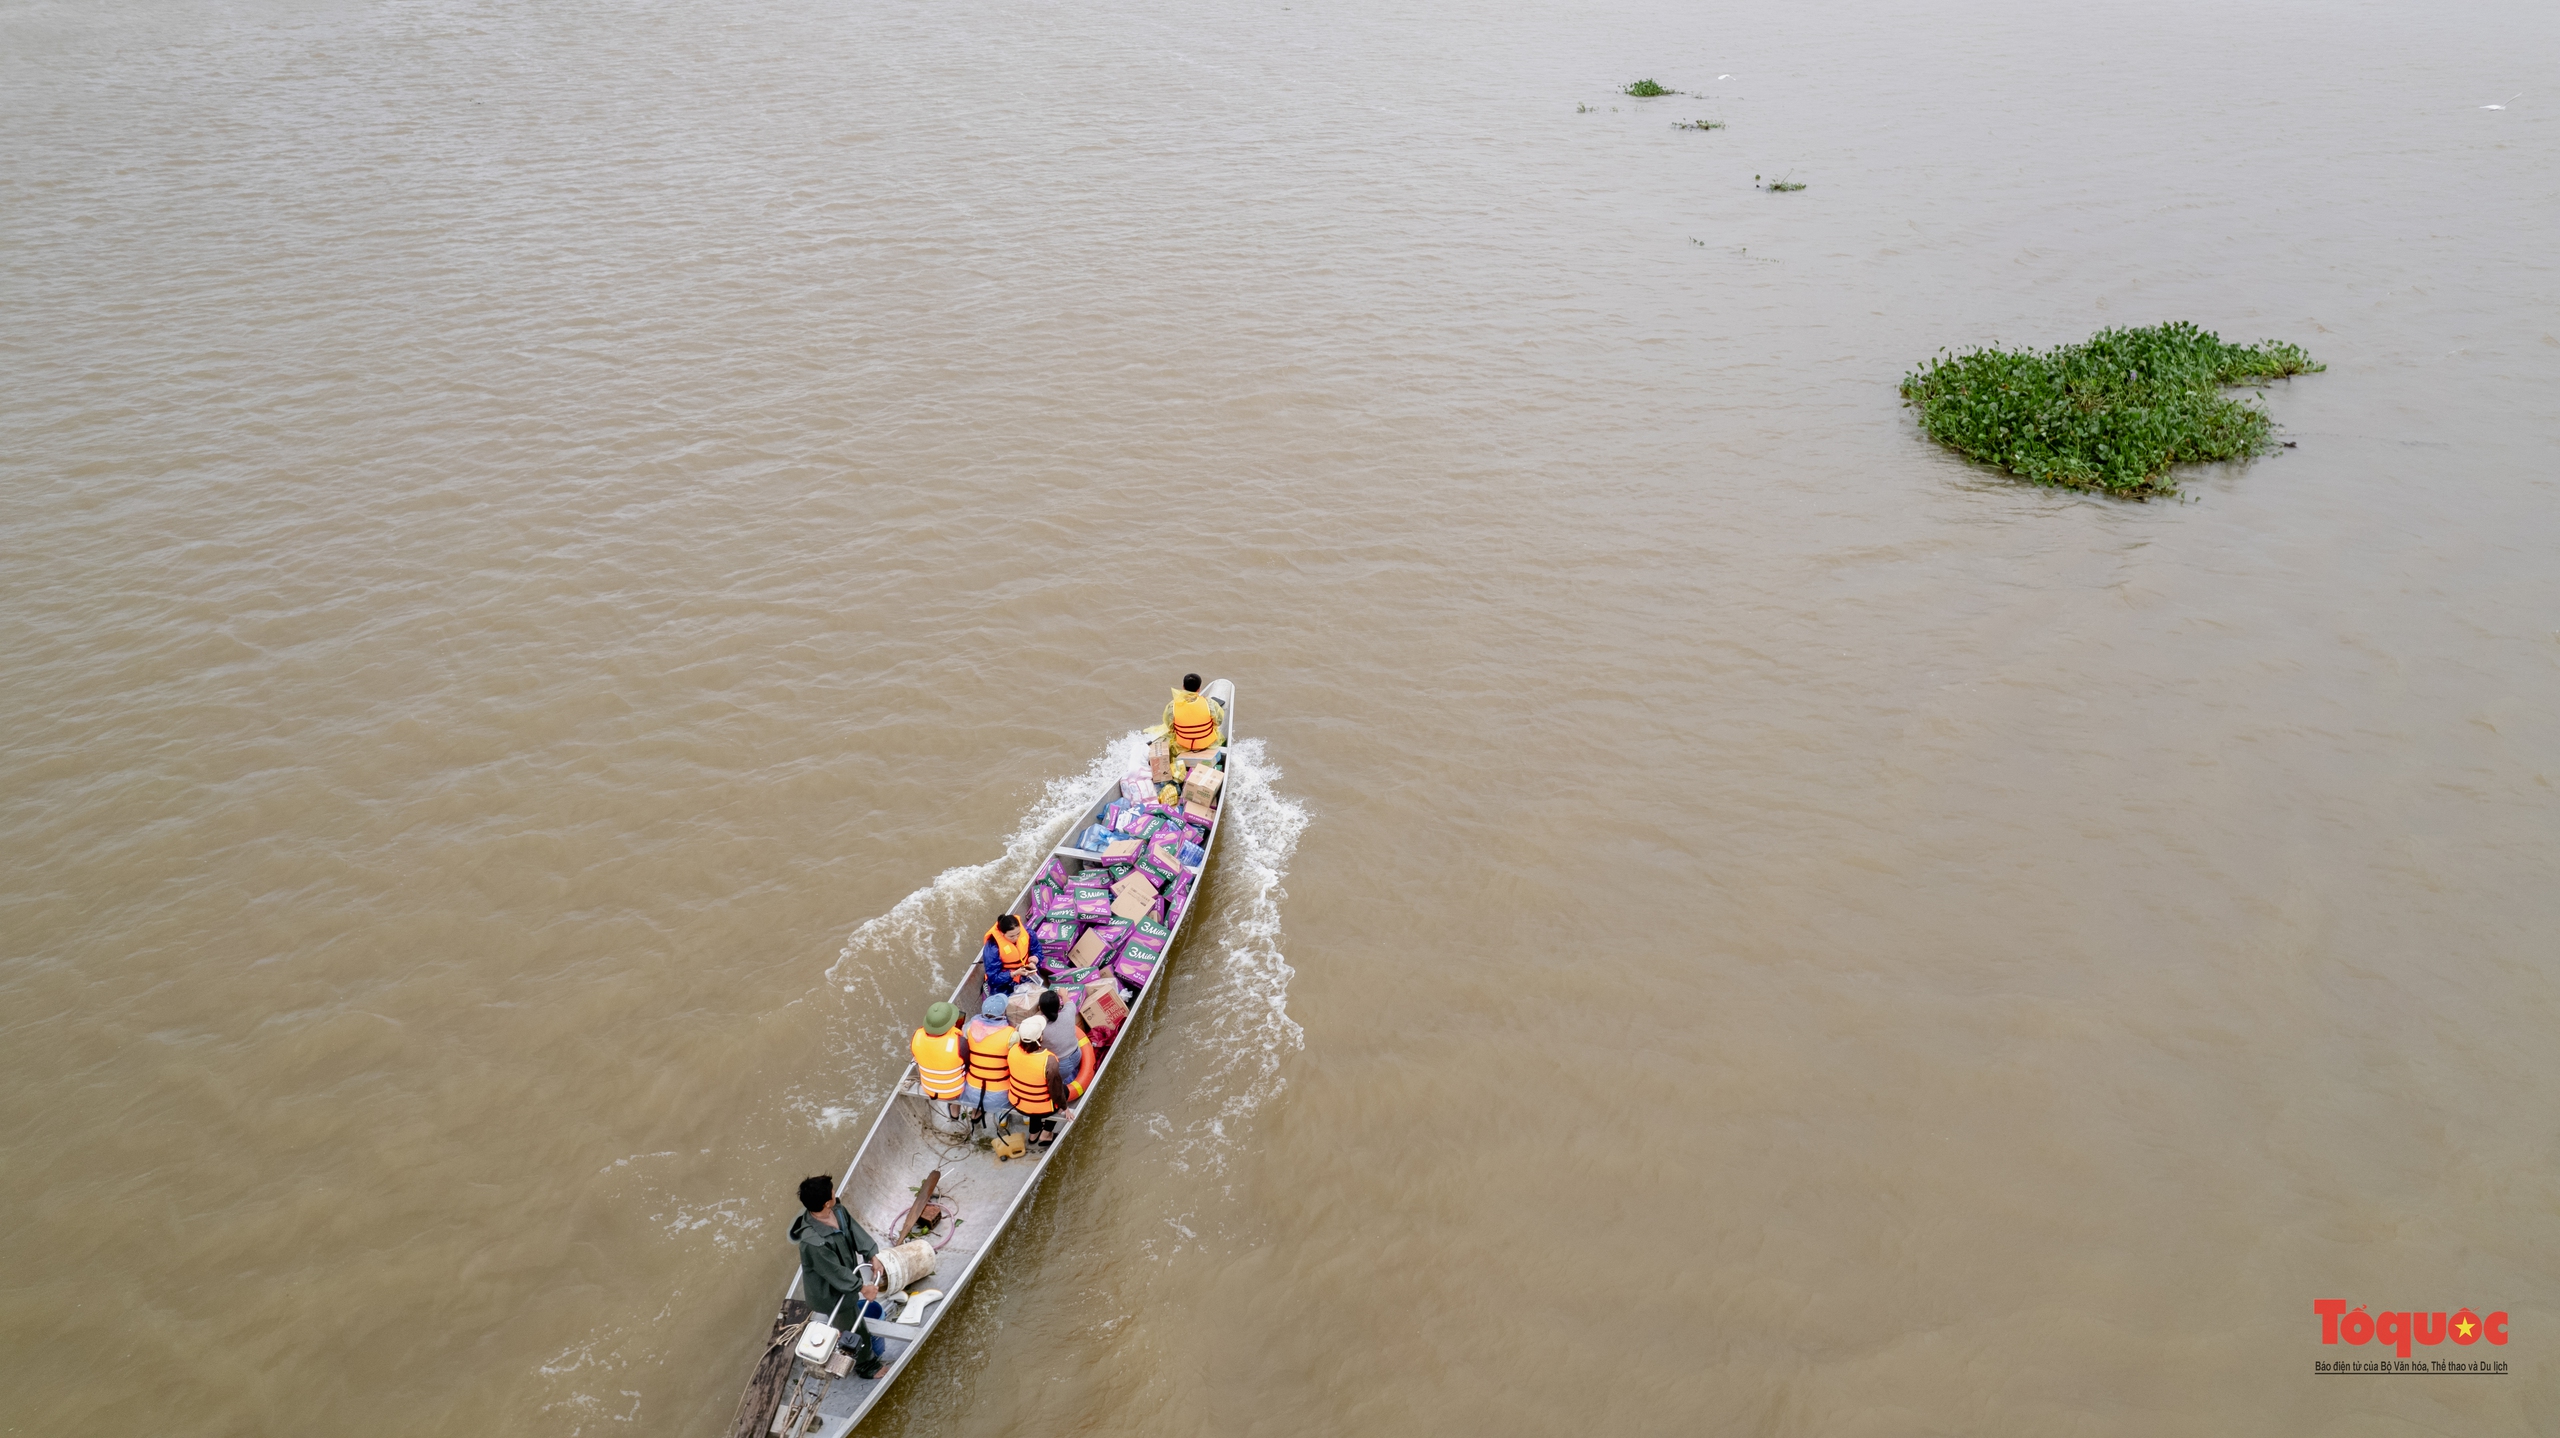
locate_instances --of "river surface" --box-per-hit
[4,0,2556,1432]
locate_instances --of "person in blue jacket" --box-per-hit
[977,913,1044,994]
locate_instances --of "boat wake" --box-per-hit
[818,731,1308,1171]
[1146,734,1307,1174]
[541,733,1306,1430]
[823,733,1148,1001]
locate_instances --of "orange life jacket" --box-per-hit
[1168,691,1220,752]
[986,923,1035,979]
[1007,1044,1058,1116]
[910,1027,966,1100]
[962,1017,1016,1088]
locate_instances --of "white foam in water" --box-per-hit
[824,732,1148,1002]
[1155,735,1309,1173]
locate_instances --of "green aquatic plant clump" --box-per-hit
[1899,322,2324,497]
[1623,79,1674,97]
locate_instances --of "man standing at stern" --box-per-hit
[790,1174,881,1329]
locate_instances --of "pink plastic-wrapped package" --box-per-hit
[1035,920,1081,966]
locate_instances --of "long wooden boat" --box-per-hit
[724,680,1239,1438]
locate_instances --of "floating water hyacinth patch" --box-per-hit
[1623,79,1675,97]
[1755,172,1805,191]
[1898,322,2323,498]
[1673,118,1725,130]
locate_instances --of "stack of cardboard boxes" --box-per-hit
[1180,760,1223,822]
[1011,754,1227,1048]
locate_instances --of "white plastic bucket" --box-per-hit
[875,1239,937,1295]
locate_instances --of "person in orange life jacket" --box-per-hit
[908,1000,968,1122]
[977,913,1043,995]
[1158,673,1223,754]
[997,1015,1074,1150]
[957,994,1018,1132]
[1036,988,1096,1102]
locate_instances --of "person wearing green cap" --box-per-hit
[910,1000,969,1121]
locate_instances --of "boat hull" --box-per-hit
[725,680,1238,1438]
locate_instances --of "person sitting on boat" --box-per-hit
[977,914,1042,996]
[1036,988,1096,1102]
[791,1175,884,1375]
[998,1015,1072,1152]
[909,1001,968,1121]
[1155,673,1223,755]
[958,994,1018,1131]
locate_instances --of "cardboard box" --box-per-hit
[1100,838,1142,858]
[1182,800,1215,822]
[1148,738,1172,786]
[1109,870,1160,921]
[1181,764,1224,808]
[1081,985,1128,1042]
[1068,927,1108,971]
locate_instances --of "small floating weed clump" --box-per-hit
[1623,79,1675,97]
[1673,118,1725,131]
[1899,322,2324,498]
[1755,172,1805,192]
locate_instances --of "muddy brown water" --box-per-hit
[4,0,2556,1432]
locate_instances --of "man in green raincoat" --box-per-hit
[791,1174,882,1345]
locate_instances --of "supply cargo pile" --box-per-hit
[1033,746,1225,1037]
